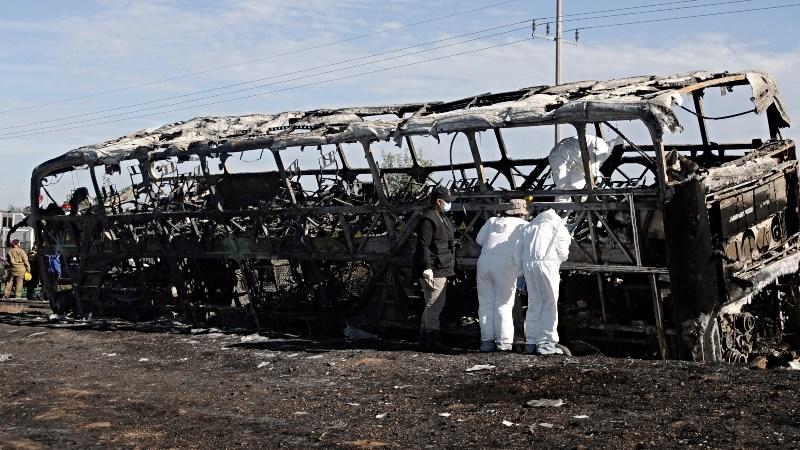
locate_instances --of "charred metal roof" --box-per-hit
[41,70,789,173]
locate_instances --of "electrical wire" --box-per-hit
[0,19,532,133]
[2,0,767,134]
[5,1,797,139]
[535,0,754,26]
[0,0,519,115]
[0,37,534,140]
[0,0,752,120]
[533,0,709,20]
[564,2,800,32]
[679,104,756,120]
[449,132,460,183]
[0,26,531,138]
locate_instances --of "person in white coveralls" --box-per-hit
[475,199,529,352]
[517,208,571,355]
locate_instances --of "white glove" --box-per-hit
[422,269,434,280]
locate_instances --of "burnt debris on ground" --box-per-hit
[0,314,799,449]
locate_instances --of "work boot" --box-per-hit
[426,331,452,354]
[524,343,538,355]
[539,342,562,355]
[495,342,513,352]
[480,340,496,352]
[417,330,429,352]
[533,342,564,355]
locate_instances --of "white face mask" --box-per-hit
[442,201,452,212]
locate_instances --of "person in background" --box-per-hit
[4,239,30,299]
[475,199,529,352]
[413,186,456,352]
[517,209,571,355]
[45,252,63,297]
[25,247,40,300]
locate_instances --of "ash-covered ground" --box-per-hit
[0,303,798,449]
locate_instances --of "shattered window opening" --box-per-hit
[29,70,799,362]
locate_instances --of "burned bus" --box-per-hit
[31,70,799,361]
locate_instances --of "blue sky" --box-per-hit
[1,0,799,206]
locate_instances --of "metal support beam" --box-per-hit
[361,140,397,240]
[631,191,665,359]
[767,105,782,140]
[391,209,423,253]
[520,161,550,190]
[405,136,420,166]
[576,123,607,322]
[493,128,516,189]
[576,124,596,191]
[628,194,643,267]
[650,273,668,360]
[465,131,488,191]
[271,150,298,205]
[593,123,605,141]
[647,126,671,202]
[198,155,224,211]
[593,210,634,264]
[692,91,710,157]
[335,143,352,171]
[337,213,355,255]
[89,165,105,210]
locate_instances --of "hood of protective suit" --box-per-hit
[519,209,571,264]
[532,209,563,225]
[476,216,528,263]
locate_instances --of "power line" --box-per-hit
[0,26,531,138]
[535,0,753,25]
[563,2,800,31]
[0,0,746,119]
[0,0,518,116]
[0,38,534,140]
[0,19,532,133]
[0,0,763,134]
[4,0,795,140]
[534,0,712,20]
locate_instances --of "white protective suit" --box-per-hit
[475,216,528,350]
[517,209,571,352]
[548,135,610,202]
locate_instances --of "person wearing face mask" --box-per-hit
[413,185,456,352]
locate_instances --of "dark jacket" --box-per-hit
[414,206,456,278]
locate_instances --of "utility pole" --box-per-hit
[554,0,563,144]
